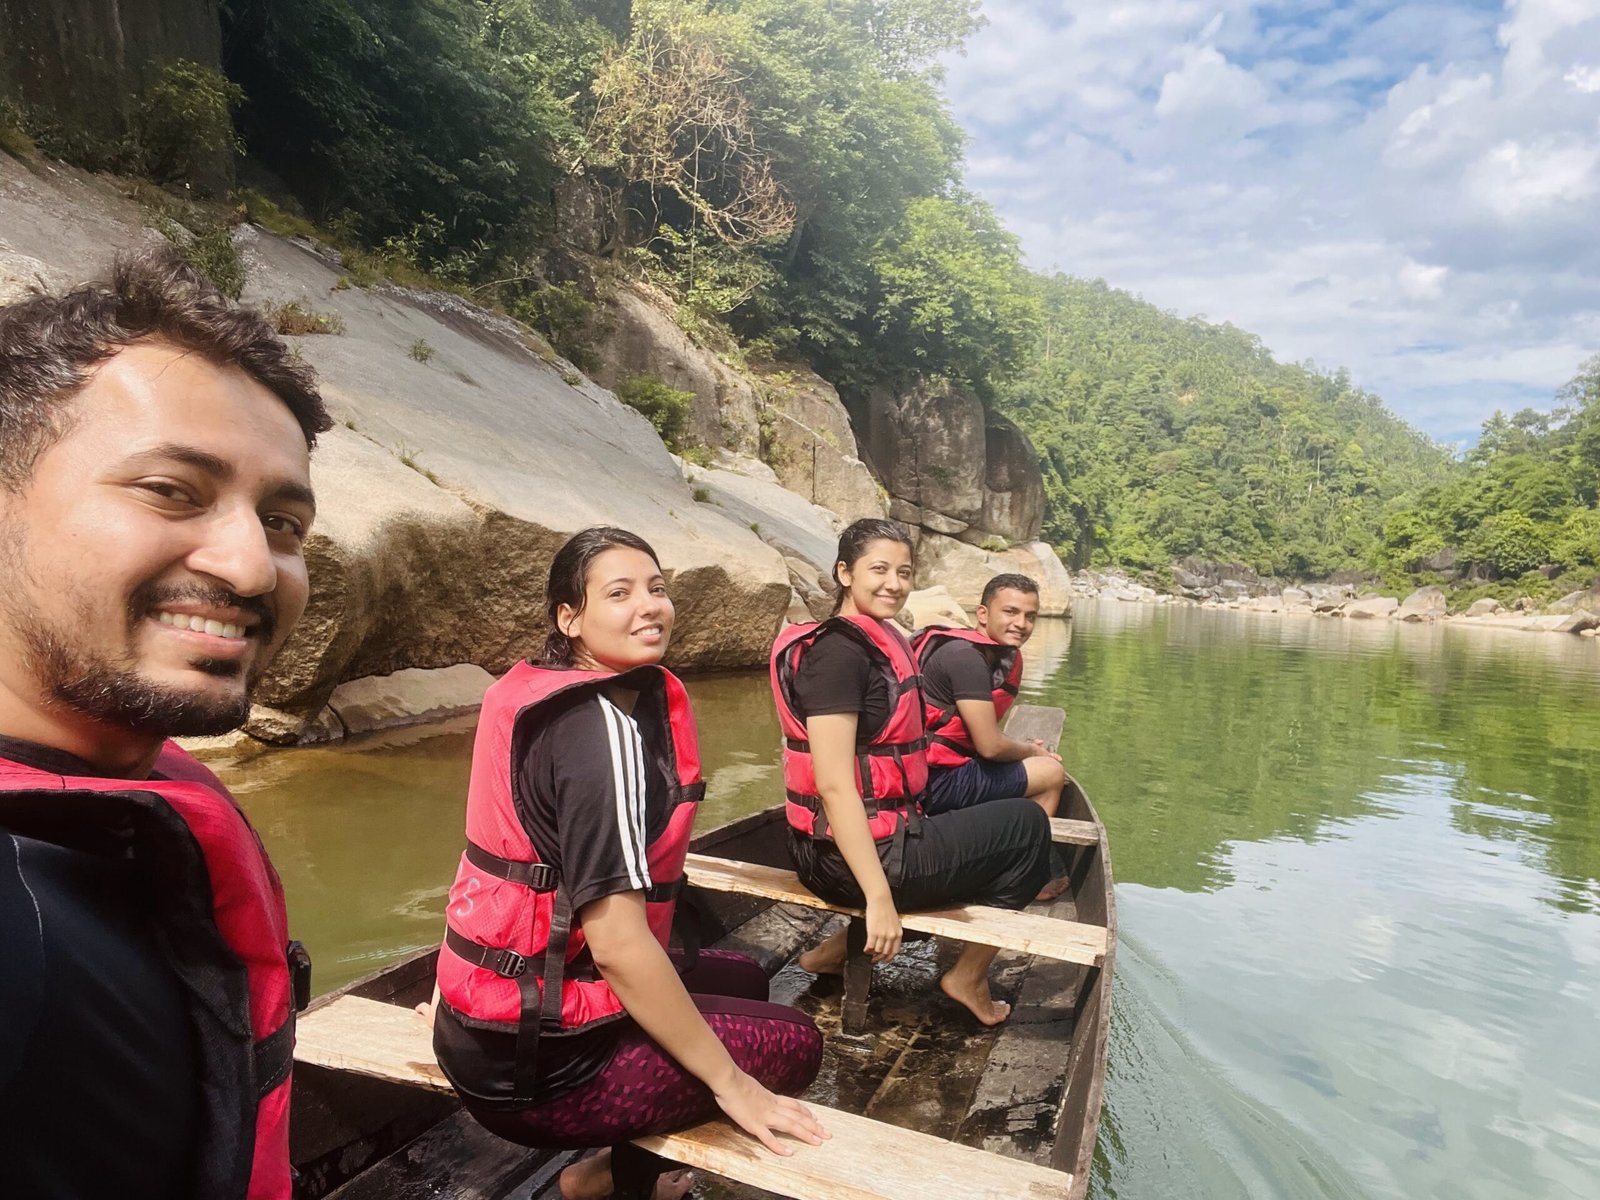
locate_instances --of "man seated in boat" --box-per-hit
[0,251,328,1199]
[913,574,1067,899]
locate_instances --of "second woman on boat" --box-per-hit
[773,518,1054,1025]
[433,526,826,1199]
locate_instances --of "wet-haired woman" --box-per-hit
[772,518,1052,1025]
[434,527,825,1200]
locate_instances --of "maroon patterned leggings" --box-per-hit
[467,950,822,1152]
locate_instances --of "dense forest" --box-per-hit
[3,0,1594,590]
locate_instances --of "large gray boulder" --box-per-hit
[1465,597,1501,617]
[584,281,761,457]
[978,412,1045,543]
[755,364,886,522]
[1397,586,1447,622]
[1345,596,1400,619]
[860,376,986,527]
[913,532,1072,616]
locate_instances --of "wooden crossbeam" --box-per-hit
[1050,817,1099,845]
[294,996,1074,1200]
[684,854,1107,967]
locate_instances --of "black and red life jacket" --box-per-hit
[911,626,1023,769]
[770,614,929,841]
[435,661,703,1099]
[0,745,310,1200]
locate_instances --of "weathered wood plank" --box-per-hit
[1049,818,1098,845]
[684,854,1107,966]
[297,996,1075,1200]
[1003,705,1065,753]
[635,1101,1072,1200]
[296,996,453,1094]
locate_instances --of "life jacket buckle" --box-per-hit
[287,940,313,1013]
[495,948,529,978]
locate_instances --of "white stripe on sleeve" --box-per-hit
[599,696,649,890]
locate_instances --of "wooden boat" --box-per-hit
[289,709,1115,1200]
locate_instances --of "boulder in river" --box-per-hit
[1464,598,1502,617]
[1344,596,1400,619]
[1397,586,1447,622]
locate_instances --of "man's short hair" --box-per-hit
[0,248,332,487]
[980,573,1040,608]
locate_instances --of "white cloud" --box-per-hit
[1399,260,1450,299]
[942,1,1600,439]
[1156,44,1273,134]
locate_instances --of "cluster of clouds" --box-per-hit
[941,0,1600,443]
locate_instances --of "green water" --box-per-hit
[220,602,1600,1199]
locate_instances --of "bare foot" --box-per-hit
[798,929,847,976]
[559,1150,694,1200]
[1033,876,1070,904]
[414,1000,436,1027]
[939,971,1012,1026]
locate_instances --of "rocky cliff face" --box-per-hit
[861,377,1045,546]
[0,0,222,151]
[0,158,793,740]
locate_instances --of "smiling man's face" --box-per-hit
[0,340,316,742]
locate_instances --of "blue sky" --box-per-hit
[939,0,1600,445]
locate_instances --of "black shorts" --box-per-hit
[923,758,1030,815]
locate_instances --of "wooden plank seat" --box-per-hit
[294,995,1075,1199]
[1049,817,1099,845]
[684,854,1108,967]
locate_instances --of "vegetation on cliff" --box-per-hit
[5,0,1593,591]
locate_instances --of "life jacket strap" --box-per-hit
[253,1012,296,1101]
[465,839,559,891]
[644,877,684,904]
[445,926,530,978]
[783,736,928,754]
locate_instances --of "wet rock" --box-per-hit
[1281,587,1313,610]
[1344,596,1400,619]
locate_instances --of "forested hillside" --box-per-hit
[6,0,1593,590]
[999,277,1452,576]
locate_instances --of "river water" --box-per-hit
[219,601,1600,1199]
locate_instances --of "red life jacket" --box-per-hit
[911,626,1024,769]
[435,661,703,1098]
[0,745,310,1200]
[770,614,928,841]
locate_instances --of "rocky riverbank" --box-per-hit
[1070,570,1600,636]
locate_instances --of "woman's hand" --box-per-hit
[864,895,902,963]
[713,1068,829,1156]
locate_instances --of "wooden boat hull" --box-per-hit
[289,780,1114,1199]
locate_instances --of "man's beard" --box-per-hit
[3,566,276,738]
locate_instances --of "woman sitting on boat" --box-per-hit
[773,518,1054,1025]
[432,526,826,1200]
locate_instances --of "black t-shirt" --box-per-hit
[0,737,198,1198]
[793,625,893,738]
[921,636,1015,711]
[435,679,678,1106]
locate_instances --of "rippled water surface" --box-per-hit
[220,601,1600,1199]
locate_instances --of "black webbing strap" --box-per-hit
[445,926,528,977]
[929,732,971,754]
[253,1014,295,1100]
[643,878,683,904]
[784,736,927,755]
[513,886,574,1099]
[465,840,559,891]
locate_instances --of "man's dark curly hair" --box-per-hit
[0,246,331,487]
